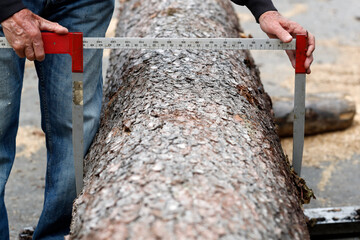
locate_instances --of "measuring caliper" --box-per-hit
[0,33,307,194]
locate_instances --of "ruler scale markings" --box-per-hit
[0,37,296,50]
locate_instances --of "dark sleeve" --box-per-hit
[231,0,277,22]
[0,0,26,23]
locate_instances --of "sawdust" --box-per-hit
[282,4,308,18]
[16,126,45,158]
[280,39,360,167]
[236,13,253,23]
[317,161,337,191]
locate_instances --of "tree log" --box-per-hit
[69,0,311,239]
[273,93,356,137]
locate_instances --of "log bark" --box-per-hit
[69,0,311,239]
[273,93,356,137]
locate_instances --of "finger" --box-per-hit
[25,26,44,61]
[14,48,26,59]
[304,55,314,70]
[31,28,45,61]
[307,33,315,57]
[33,38,45,61]
[11,40,26,58]
[286,22,306,36]
[37,16,68,34]
[24,45,35,61]
[286,50,296,69]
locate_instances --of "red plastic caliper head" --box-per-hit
[42,32,84,73]
[295,34,308,74]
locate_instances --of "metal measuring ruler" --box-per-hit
[0,33,307,194]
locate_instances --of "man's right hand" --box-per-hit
[1,9,68,61]
[259,11,315,74]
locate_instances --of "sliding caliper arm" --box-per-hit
[42,33,84,195]
[292,34,308,176]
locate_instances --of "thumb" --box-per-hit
[37,16,68,34]
[272,23,292,43]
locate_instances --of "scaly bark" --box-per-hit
[70,0,310,239]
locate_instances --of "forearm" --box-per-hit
[230,0,277,22]
[0,0,26,23]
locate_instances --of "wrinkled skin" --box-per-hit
[1,9,68,61]
[259,11,315,74]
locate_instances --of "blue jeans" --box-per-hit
[0,0,114,239]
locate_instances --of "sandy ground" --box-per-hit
[4,0,360,239]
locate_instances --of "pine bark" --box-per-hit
[70,0,310,239]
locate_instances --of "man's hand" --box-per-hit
[259,11,315,74]
[1,9,68,61]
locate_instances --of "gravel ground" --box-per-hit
[5,0,360,239]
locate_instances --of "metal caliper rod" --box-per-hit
[1,36,296,50]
